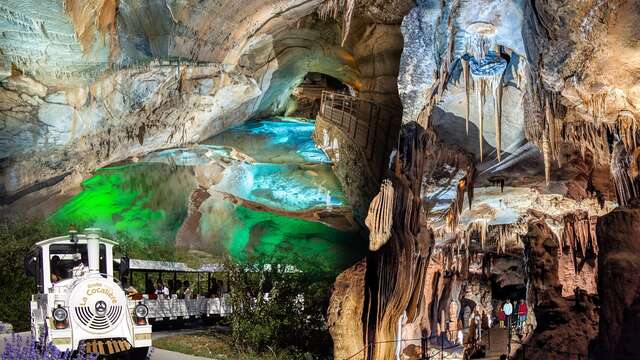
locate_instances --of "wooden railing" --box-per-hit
[319,91,399,169]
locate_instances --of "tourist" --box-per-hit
[155,280,169,299]
[50,255,63,283]
[473,310,482,342]
[517,299,528,328]
[145,279,155,295]
[208,280,220,298]
[497,304,505,328]
[176,281,184,298]
[481,310,489,330]
[122,276,138,297]
[503,299,513,328]
[183,280,193,299]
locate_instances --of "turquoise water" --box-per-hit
[50,118,363,271]
[203,118,330,164]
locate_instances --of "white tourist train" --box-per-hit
[24,229,232,358]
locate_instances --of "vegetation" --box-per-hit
[153,332,299,360]
[225,259,334,359]
[0,220,65,331]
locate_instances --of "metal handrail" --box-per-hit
[318,91,399,178]
[343,327,470,360]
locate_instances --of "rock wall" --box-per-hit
[593,206,640,360]
[519,220,598,360]
[314,115,379,221]
[327,259,366,360]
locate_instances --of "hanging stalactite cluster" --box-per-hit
[460,24,507,163]
[561,211,598,258]
[317,0,356,46]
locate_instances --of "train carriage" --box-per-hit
[24,228,234,358]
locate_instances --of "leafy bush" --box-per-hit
[226,259,334,359]
[0,220,65,332]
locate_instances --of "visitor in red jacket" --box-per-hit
[496,304,505,328]
[517,299,528,328]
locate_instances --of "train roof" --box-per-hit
[33,234,119,248]
[114,258,226,273]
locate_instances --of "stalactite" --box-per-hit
[317,0,355,46]
[583,91,608,120]
[610,141,640,206]
[468,51,506,163]
[617,110,638,153]
[366,179,395,251]
[492,75,502,162]
[545,96,556,161]
[542,125,551,185]
[476,78,485,162]
[561,212,599,271]
[462,57,471,135]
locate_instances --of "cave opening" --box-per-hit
[288,72,352,119]
[490,282,526,302]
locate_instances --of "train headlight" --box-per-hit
[53,306,68,322]
[134,304,148,318]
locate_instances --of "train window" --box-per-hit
[49,244,107,282]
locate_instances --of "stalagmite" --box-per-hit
[365,179,395,251]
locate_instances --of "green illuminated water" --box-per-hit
[50,163,194,245]
[50,118,364,272]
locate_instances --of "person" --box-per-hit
[481,310,489,330]
[168,280,174,295]
[145,279,155,295]
[457,328,464,345]
[208,280,220,298]
[497,304,505,328]
[503,299,513,328]
[183,280,193,299]
[517,299,528,328]
[176,281,184,298]
[473,310,482,342]
[155,280,169,299]
[121,276,139,297]
[50,255,63,283]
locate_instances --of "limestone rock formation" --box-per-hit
[593,205,640,360]
[327,259,366,360]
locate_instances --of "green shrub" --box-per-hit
[226,259,334,359]
[0,220,65,331]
